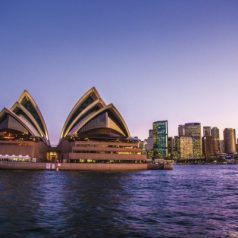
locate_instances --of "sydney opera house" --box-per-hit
[0,90,49,162]
[0,88,148,169]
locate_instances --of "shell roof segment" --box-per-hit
[61,87,106,138]
[61,87,130,139]
[0,108,36,137]
[0,90,50,145]
[0,88,131,144]
[14,90,49,140]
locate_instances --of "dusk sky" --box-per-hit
[0,0,238,145]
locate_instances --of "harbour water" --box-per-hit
[0,165,238,238]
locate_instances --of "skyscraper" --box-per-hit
[211,127,220,139]
[211,127,220,154]
[179,136,193,160]
[178,125,185,136]
[203,126,211,137]
[220,140,225,154]
[153,121,168,158]
[184,123,202,158]
[146,129,154,151]
[173,136,180,160]
[168,137,175,159]
[202,136,218,159]
[223,128,236,154]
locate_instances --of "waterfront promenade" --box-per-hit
[0,160,173,171]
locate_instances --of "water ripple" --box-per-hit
[0,165,238,237]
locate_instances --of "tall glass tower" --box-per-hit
[184,122,202,158]
[153,121,168,158]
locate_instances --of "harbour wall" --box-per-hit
[0,161,148,171]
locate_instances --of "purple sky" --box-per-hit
[0,0,238,145]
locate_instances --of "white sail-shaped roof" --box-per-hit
[0,108,36,137]
[11,90,49,144]
[61,87,106,138]
[61,87,130,139]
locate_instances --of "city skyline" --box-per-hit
[1,0,238,144]
[2,87,237,144]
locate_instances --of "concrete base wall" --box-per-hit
[59,163,148,171]
[0,162,148,171]
[0,162,46,170]
[0,161,173,171]
[0,141,49,161]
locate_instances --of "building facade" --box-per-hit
[219,140,225,154]
[172,136,180,160]
[58,87,147,163]
[203,126,211,137]
[146,129,154,151]
[179,136,193,160]
[223,128,236,154]
[211,127,219,139]
[202,136,218,159]
[153,120,168,158]
[202,126,220,158]
[184,123,202,158]
[211,127,220,154]
[168,137,175,159]
[178,125,185,137]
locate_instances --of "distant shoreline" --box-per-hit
[175,160,238,165]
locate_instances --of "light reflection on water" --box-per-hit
[0,165,238,237]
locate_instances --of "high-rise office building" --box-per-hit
[223,128,236,154]
[179,136,193,160]
[211,127,219,139]
[211,127,220,154]
[168,137,175,159]
[184,123,202,158]
[203,126,211,137]
[202,136,218,159]
[220,140,225,153]
[153,121,168,158]
[178,125,185,136]
[146,129,154,151]
[173,136,180,160]
[202,126,221,158]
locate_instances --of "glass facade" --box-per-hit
[179,136,193,159]
[153,121,168,158]
[184,123,202,158]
